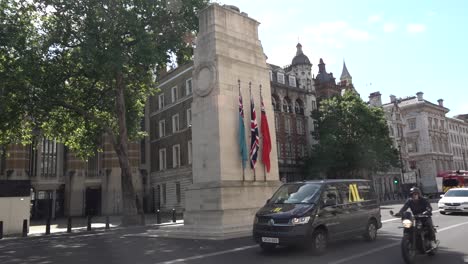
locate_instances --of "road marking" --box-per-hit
[155,218,468,264]
[155,245,258,264]
[381,209,441,223]
[328,220,468,264]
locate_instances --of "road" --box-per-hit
[1,203,468,264]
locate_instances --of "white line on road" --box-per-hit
[328,220,468,264]
[155,245,258,264]
[381,209,441,223]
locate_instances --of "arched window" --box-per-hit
[283,97,291,113]
[272,94,281,111]
[295,99,304,115]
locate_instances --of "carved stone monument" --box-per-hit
[179,3,281,239]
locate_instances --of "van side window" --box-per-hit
[321,184,342,206]
[356,181,376,201]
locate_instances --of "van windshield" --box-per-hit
[269,183,321,204]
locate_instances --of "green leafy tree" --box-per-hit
[304,91,399,179]
[1,0,208,225]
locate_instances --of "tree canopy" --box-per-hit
[304,91,400,179]
[1,0,208,224]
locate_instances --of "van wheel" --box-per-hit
[363,220,378,242]
[440,211,446,215]
[310,229,328,255]
[260,243,276,253]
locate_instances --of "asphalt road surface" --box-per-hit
[1,203,468,264]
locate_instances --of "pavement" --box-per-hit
[1,203,468,264]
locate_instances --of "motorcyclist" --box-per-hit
[395,187,437,248]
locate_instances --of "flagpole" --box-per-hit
[249,81,256,182]
[260,84,267,182]
[239,79,245,182]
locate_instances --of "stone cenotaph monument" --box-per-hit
[180,3,281,239]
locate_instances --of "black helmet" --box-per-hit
[410,187,421,196]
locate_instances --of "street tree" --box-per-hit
[0,0,208,225]
[304,91,400,179]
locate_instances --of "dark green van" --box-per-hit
[252,179,382,254]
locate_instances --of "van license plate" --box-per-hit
[262,237,279,244]
[447,206,457,210]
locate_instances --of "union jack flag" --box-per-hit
[250,96,259,169]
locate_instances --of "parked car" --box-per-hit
[438,188,468,215]
[252,179,382,254]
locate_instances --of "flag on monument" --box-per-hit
[238,93,248,168]
[250,96,260,169]
[260,98,272,173]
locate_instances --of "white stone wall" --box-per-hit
[448,117,468,170]
[0,196,30,235]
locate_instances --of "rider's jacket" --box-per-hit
[399,197,432,216]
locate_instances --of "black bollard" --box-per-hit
[156,209,161,224]
[0,221,3,239]
[22,219,28,237]
[87,215,92,231]
[105,216,110,230]
[172,208,176,223]
[67,217,72,233]
[45,218,51,235]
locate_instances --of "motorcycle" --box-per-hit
[390,210,439,264]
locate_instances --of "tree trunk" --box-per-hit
[114,72,141,226]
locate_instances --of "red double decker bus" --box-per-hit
[437,170,468,193]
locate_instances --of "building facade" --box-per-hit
[378,92,452,193]
[447,116,468,170]
[0,137,144,219]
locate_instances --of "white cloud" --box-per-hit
[383,23,397,33]
[368,15,382,23]
[407,24,426,33]
[304,21,371,44]
[345,29,371,41]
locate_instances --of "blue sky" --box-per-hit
[216,0,468,116]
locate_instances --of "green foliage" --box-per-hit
[304,92,400,179]
[1,0,208,157]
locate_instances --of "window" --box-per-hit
[285,118,291,134]
[158,94,165,109]
[408,141,418,153]
[277,73,285,84]
[159,148,166,171]
[40,138,58,177]
[275,115,279,131]
[188,140,192,164]
[162,183,167,204]
[296,119,304,135]
[289,76,296,87]
[172,145,180,168]
[299,145,306,158]
[159,120,166,137]
[269,71,273,81]
[311,100,317,110]
[408,118,416,130]
[186,108,192,127]
[185,78,192,96]
[441,120,445,130]
[276,141,281,158]
[428,117,432,129]
[285,142,292,157]
[434,119,439,129]
[172,114,179,133]
[171,86,178,103]
[176,182,181,204]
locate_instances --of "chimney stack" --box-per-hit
[416,92,424,101]
[437,99,444,107]
[368,92,382,107]
[390,95,396,103]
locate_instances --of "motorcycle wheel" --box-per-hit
[401,236,416,264]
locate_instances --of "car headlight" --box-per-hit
[438,203,444,208]
[291,216,310,225]
[402,219,412,228]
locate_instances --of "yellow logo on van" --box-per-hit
[349,184,364,202]
[272,207,282,213]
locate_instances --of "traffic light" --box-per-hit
[393,177,399,185]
